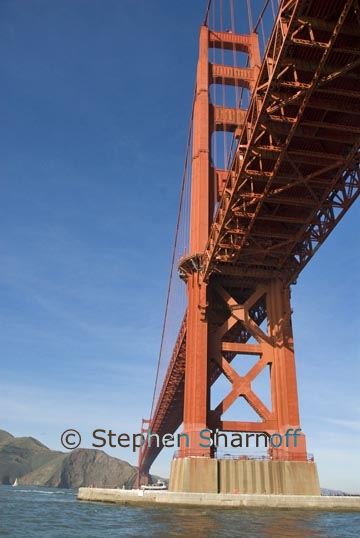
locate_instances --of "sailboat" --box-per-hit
[12,478,18,487]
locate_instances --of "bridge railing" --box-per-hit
[172,450,315,462]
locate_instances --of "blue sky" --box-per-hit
[1,1,359,493]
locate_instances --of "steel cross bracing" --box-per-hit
[138,0,360,478]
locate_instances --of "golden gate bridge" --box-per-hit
[137,0,360,494]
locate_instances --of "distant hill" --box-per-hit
[0,430,151,489]
[0,432,63,485]
[0,430,14,446]
[321,488,357,496]
[20,448,137,488]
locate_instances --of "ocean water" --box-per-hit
[1,485,360,537]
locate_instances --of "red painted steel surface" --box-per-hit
[137,0,360,483]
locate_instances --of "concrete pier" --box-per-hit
[78,487,360,511]
[169,457,320,495]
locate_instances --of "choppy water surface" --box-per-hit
[0,485,359,537]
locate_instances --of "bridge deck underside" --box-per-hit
[204,0,360,281]
[139,0,360,475]
[139,318,186,473]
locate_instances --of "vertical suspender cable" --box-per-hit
[260,19,266,55]
[230,0,235,32]
[150,91,196,419]
[270,0,276,19]
[247,0,253,32]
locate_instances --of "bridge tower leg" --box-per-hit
[170,24,217,493]
[169,24,320,495]
[136,419,150,488]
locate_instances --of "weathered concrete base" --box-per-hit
[78,487,360,511]
[169,457,320,495]
[218,459,320,495]
[169,456,218,493]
